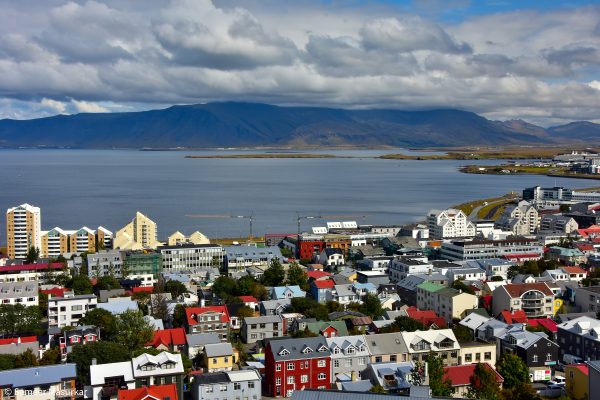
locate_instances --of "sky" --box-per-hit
[1,0,600,126]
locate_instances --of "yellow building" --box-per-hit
[167,230,210,246]
[6,203,41,259]
[554,298,564,316]
[41,227,70,258]
[459,342,497,368]
[96,226,113,250]
[202,343,238,372]
[565,364,588,400]
[114,212,162,250]
[69,227,96,254]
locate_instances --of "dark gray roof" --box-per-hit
[291,389,450,400]
[268,337,330,361]
[186,333,221,347]
[194,371,230,384]
[0,364,76,387]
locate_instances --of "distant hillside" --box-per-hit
[0,102,597,148]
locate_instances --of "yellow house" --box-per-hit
[202,343,238,372]
[553,298,564,316]
[565,364,588,400]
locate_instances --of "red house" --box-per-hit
[118,384,178,400]
[185,305,230,340]
[265,337,332,397]
[404,307,447,328]
[298,238,326,260]
[146,328,187,352]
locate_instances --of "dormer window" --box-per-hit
[333,347,340,355]
[279,349,290,356]
[302,347,313,354]
[346,347,355,355]
[162,362,175,369]
[318,345,328,352]
[140,364,156,371]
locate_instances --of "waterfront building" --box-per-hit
[159,243,224,273]
[6,203,41,259]
[69,227,96,254]
[167,231,210,246]
[41,227,70,258]
[427,209,476,240]
[440,238,543,262]
[540,214,579,233]
[113,211,162,250]
[495,200,539,235]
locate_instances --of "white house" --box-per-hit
[427,209,476,240]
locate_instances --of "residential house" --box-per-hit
[492,283,555,319]
[48,292,98,328]
[201,343,236,372]
[361,362,416,394]
[185,333,221,359]
[565,364,588,400]
[401,329,460,366]
[352,282,377,299]
[446,267,486,284]
[289,320,349,338]
[458,342,496,368]
[131,353,185,400]
[191,369,261,400]
[260,299,292,316]
[241,315,284,344]
[345,317,373,334]
[416,282,478,323]
[310,279,335,303]
[264,337,332,397]
[547,247,586,265]
[589,360,600,400]
[427,209,476,239]
[389,256,433,283]
[0,280,38,307]
[356,256,392,274]
[224,245,283,275]
[146,328,187,353]
[87,250,124,278]
[396,274,448,306]
[118,384,178,400]
[458,313,490,338]
[495,200,539,235]
[402,307,447,329]
[365,333,409,364]
[443,364,503,398]
[90,361,135,400]
[270,285,306,300]
[59,325,99,361]
[0,364,77,400]
[475,319,510,343]
[499,327,559,380]
[356,271,389,286]
[319,248,345,268]
[97,297,139,315]
[185,306,230,341]
[557,316,600,361]
[574,286,600,313]
[540,214,579,233]
[475,258,514,280]
[329,285,359,306]
[326,335,371,382]
[561,266,587,283]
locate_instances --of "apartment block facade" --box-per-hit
[6,203,41,260]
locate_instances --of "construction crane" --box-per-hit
[296,214,366,235]
[185,213,254,239]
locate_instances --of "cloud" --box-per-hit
[0,1,599,125]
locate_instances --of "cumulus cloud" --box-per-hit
[0,1,599,125]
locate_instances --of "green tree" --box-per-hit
[261,258,286,287]
[359,293,384,319]
[69,275,93,295]
[380,316,426,333]
[0,305,43,336]
[325,301,344,313]
[15,349,38,368]
[94,276,121,291]
[132,291,150,315]
[39,347,61,366]
[38,291,49,317]
[286,262,308,290]
[369,385,387,394]
[497,353,530,389]
[501,383,541,400]
[426,352,452,397]
[114,310,154,351]
[0,354,16,371]
[235,305,255,319]
[410,360,426,386]
[67,341,130,384]
[491,276,504,282]
[452,279,475,295]
[467,363,502,400]
[25,246,40,264]
[172,304,187,328]
[290,297,329,321]
[78,308,118,339]
[165,280,188,299]
[453,324,473,343]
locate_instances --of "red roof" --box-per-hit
[528,318,558,333]
[578,225,600,237]
[570,364,589,376]
[443,363,503,386]
[500,310,528,324]
[502,283,554,297]
[503,253,543,261]
[0,262,64,274]
[147,328,187,348]
[312,279,335,289]
[186,305,230,325]
[239,296,258,303]
[132,286,154,293]
[118,384,178,400]
[0,336,37,345]
[576,243,595,252]
[562,266,587,275]
[405,307,447,328]
[307,271,332,280]
[41,287,68,298]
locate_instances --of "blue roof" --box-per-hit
[352,282,377,291]
[271,285,306,300]
[0,364,76,387]
[97,299,139,314]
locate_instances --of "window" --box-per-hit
[346,347,355,355]
[220,385,227,392]
[287,376,294,384]
[301,375,308,383]
[390,355,397,362]
[358,357,366,366]
[248,382,255,389]
[465,354,472,363]
[484,352,491,361]
[533,355,538,363]
[287,362,295,370]
[234,383,241,390]
[276,378,281,385]
[318,373,326,380]
[276,364,281,371]
[212,358,217,364]
[375,356,382,363]
[317,360,326,367]
[333,360,340,368]
[333,347,340,355]
[345,359,352,367]
[546,353,552,361]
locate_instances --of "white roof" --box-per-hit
[401,329,459,353]
[132,352,184,377]
[7,203,40,213]
[226,369,261,382]
[90,361,133,385]
[459,313,491,331]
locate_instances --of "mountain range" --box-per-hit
[0,102,598,148]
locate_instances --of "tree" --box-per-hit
[39,347,61,366]
[165,280,188,299]
[410,360,426,386]
[78,308,118,339]
[426,352,452,397]
[172,304,187,328]
[453,324,473,343]
[67,341,130,384]
[69,275,93,295]
[380,316,426,333]
[496,353,529,389]
[369,385,387,394]
[451,279,475,295]
[501,383,541,400]
[290,297,329,321]
[150,291,170,322]
[25,246,40,264]
[286,262,308,290]
[491,276,504,282]
[359,293,384,319]
[38,291,49,317]
[114,310,154,351]
[261,258,285,287]
[235,305,255,319]
[467,363,502,400]
[15,349,38,368]
[0,354,16,371]
[94,276,121,291]
[0,304,43,336]
[559,204,570,213]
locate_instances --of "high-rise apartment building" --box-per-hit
[113,211,161,250]
[6,204,41,259]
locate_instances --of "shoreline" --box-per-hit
[460,164,600,181]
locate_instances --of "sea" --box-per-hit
[0,148,596,239]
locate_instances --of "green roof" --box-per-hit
[306,321,349,336]
[416,281,445,293]
[550,247,584,257]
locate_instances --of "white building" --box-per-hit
[427,209,476,240]
[48,292,98,328]
[160,243,225,273]
[495,200,539,235]
[87,250,123,278]
[0,281,38,306]
[389,256,433,283]
[540,214,579,233]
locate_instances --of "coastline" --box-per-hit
[459,164,600,181]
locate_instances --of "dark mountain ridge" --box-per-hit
[0,102,597,148]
